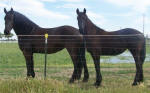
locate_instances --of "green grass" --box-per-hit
[0,42,150,93]
[0,78,150,93]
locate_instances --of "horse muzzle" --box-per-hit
[4,30,10,35]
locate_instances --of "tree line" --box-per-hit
[0,32,14,40]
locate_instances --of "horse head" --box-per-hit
[76,8,87,35]
[4,8,14,35]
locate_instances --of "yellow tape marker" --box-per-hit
[45,33,48,39]
[45,33,48,44]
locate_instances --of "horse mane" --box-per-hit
[86,15,105,32]
[13,11,39,35]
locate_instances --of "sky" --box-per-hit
[0,0,150,36]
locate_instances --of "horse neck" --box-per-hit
[13,13,39,36]
[85,18,105,35]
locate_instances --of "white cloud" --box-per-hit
[106,0,133,6]
[0,3,7,7]
[106,0,150,13]
[58,3,88,9]
[61,0,83,2]
[108,12,134,17]
[132,15,150,32]
[0,0,70,20]
[41,0,56,2]
[87,11,107,26]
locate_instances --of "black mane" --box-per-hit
[13,11,39,35]
[86,15,105,32]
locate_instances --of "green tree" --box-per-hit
[5,33,14,41]
[0,32,3,39]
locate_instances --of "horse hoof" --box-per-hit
[132,82,138,86]
[76,74,81,80]
[69,79,74,84]
[94,82,100,87]
[26,76,33,80]
[76,76,81,80]
[82,78,88,82]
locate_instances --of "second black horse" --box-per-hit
[76,8,146,86]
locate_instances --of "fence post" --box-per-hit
[44,33,48,79]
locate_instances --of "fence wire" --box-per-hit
[0,35,150,88]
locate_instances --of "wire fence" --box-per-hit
[0,35,150,85]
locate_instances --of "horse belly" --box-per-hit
[34,47,64,54]
[33,43,64,54]
[47,46,64,54]
[101,48,126,56]
[86,41,127,56]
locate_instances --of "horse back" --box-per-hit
[18,26,83,53]
[86,28,145,55]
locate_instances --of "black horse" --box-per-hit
[3,8,89,83]
[76,8,146,86]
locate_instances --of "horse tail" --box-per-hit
[140,37,146,64]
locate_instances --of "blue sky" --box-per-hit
[0,0,150,36]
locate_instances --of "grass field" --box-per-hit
[0,43,150,93]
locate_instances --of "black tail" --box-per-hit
[140,37,146,63]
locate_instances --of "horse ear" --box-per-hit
[83,8,86,14]
[4,8,7,14]
[11,7,13,12]
[76,8,79,15]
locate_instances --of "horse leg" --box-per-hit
[129,49,143,86]
[139,53,145,83]
[139,43,146,82]
[23,51,35,78]
[90,52,102,86]
[82,56,89,82]
[67,48,83,83]
[79,47,89,82]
